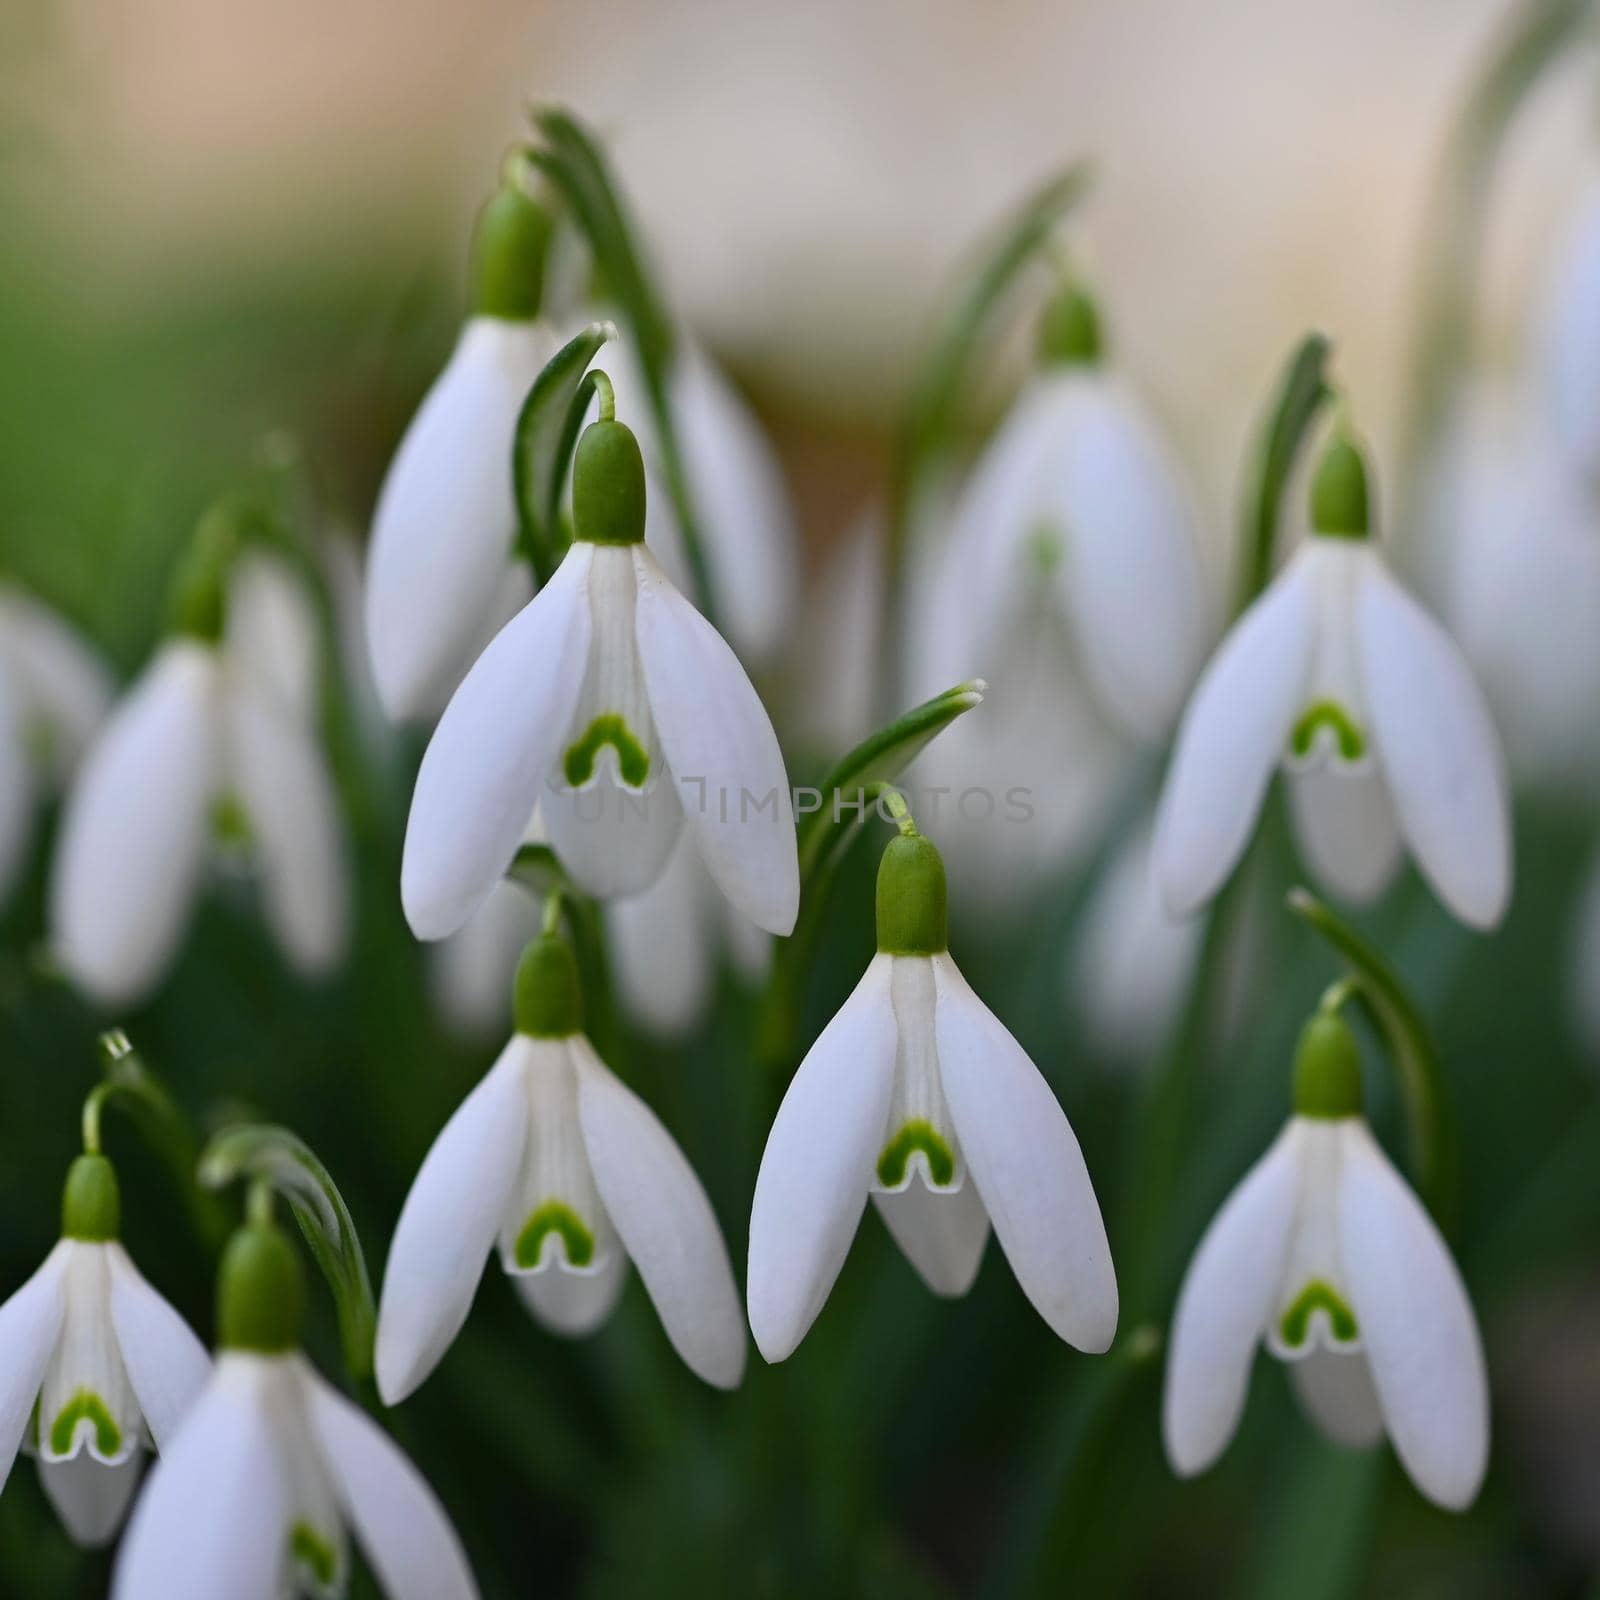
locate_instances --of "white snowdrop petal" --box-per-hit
[872,1181,990,1298]
[38,1450,144,1548]
[1154,555,1318,918]
[1537,181,1600,480]
[1288,1347,1385,1450]
[430,879,541,1039]
[632,545,798,936]
[401,546,592,940]
[747,955,899,1362]
[1336,1122,1489,1511]
[576,1039,746,1388]
[933,956,1117,1351]
[375,1044,531,1404]
[304,1366,478,1600]
[0,588,113,772]
[366,317,556,721]
[1356,562,1511,930]
[1163,1124,1302,1476]
[111,1356,287,1600]
[604,831,715,1036]
[225,551,321,724]
[1285,764,1403,907]
[226,688,349,977]
[0,1242,68,1483]
[50,641,220,1004]
[514,1250,629,1335]
[106,1245,210,1450]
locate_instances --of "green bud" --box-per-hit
[572,419,647,546]
[1310,432,1371,540]
[61,1154,120,1242]
[514,933,584,1038]
[1037,283,1103,367]
[1292,1011,1364,1119]
[875,834,949,957]
[469,183,552,321]
[216,1222,305,1354]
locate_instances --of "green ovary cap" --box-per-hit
[216,1222,305,1354]
[1292,1011,1364,1119]
[514,933,584,1038]
[572,419,647,546]
[875,834,949,956]
[62,1154,120,1242]
[1037,282,1103,367]
[1310,433,1371,539]
[469,183,552,320]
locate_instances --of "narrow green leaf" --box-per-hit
[512,320,616,586]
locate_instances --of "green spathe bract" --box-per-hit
[1292,1011,1364,1119]
[1037,281,1103,367]
[875,834,949,957]
[514,933,585,1039]
[61,1153,120,1242]
[514,1201,596,1270]
[470,182,552,321]
[572,419,647,546]
[217,1221,305,1354]
[1309,432,1371,540]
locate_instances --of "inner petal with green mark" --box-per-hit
[210,790,255,848]
[872,958,966,1194]
[514,1200,597,1271]
[46,1390,122,1461]
[1290,700,1366,764]
[877,1120,957,1189]
[563,714,650,789]
[290,1520,341,1593]
[1276,1278,1359,1351]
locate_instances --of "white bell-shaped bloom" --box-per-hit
[377,934,746,1400]
[402,415,797,937]
[1155,435,1511,930]
[0,1158,209,1548]
[1163,1015,1489,1511]
[1537,177,1600,485]
[50,629,349,1004]
[748,834,1117,1361]
[0,584,112,904]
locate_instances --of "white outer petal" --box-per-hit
[401,546,592,940]
[106,1244,210,1450]
[632,545,798,935]
[1162,1122,1302,1476]
[225,551,320,724]
[49,641,221,1004]
[933,955,1117,1351]
[1285,764,1403,907]
[0,586,113,775]
[1356,558,1511,930]
[1336,1121,1489,1510]
[604,830,714,1036]
[873,1181,989,1298]
[225,686,350,976]
[38,1450,144,1548]
[375,1043,531,1403]
[303,1364,479,1600]
[747,955,898,1362]
[1153,551,1317,918]
[110,1354,288,1600]
[0,1241,69,1484]
[575,1038,746,1388]
[1289,1347,1385,1450]
[366,317,556,722]
[1537,179,1600,481]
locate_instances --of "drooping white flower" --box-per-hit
[377,932,747,1401]
[0,1156,209,1548]
[114,1220,477,1600]
[747,832,1117,1361]
[1163,1013,1489,1512]
[50,588,350,1004]
[0,584,112,905]
[1536,177,1600,486]
[1154,431,1511,930]
[365,180,557,722]
[908,283,1208,907]
[401,412,797,938]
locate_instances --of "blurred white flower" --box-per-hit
[748,834,1116,1362]
[1163,1016,1488,1512]
[402,419,797,937]
[0,585,112,905]
[1537,177,1600,487]
[1155,437,1511,930]
[429,876,542,1038]
[377,935,746,1399]
[0,1158,208,1548]
[50,630,350,1005]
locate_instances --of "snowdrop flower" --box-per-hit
[377,932,746,1400]
[0,1155,208,1547]
[401,405,797,936]
[366,175,557,721]
[909,282,1208,905]
[115,1218,477,1600]
[1537,177,1600,485]
[1163,1011,1489,1511]
[1154,427,1511,930]
[748,828,1117,1361]
[49,541,349,1004]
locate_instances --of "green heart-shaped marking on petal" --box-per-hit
[291,1522,340,1589]
[1278,1278,1359,1349]
[515,1201,596,1271]
[48,1391,121,1459]
[1290,701,1365,763]
[877,1121,956,1189]
[563,715,649,789]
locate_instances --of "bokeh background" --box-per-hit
[2,0,1599,1594]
